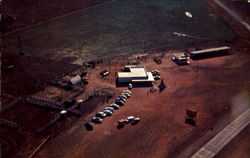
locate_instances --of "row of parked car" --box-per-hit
[85,90,132,130]
[151,70,161,80]
[118,116,140,127]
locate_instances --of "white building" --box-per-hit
[117,65,154,83]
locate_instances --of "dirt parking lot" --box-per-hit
[35,45,250,158]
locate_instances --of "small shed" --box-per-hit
[69,75,82,86]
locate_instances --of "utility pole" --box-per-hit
[17,35,24,56]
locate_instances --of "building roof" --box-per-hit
[190,46,230,55]
[117,65,154,83]
[70,75,82,86]
[118,66,148,78]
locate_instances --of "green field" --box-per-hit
[3,0,235,64]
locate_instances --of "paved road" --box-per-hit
[214,0,250,32]
[191,109,250,158]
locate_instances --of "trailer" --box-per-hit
[190,46,231,59]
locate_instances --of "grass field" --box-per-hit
[3,0,235,64]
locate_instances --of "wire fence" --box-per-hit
[0,97,23,113]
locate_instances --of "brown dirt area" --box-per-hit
[33,42,250,158]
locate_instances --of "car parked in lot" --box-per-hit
[104,107,115,112]
[127,116,135,122]
[154,75,161,80]
[96,112,107,118]
[103,110,112,116]
[85,122,93,131]
[123,90,131,94]
[117,97,126,102]
[131,117,140,125]
[92,117,102,124]
[100,70,110,77]
[119,94,128,99]
[109,103,120,110]
[122,93,130,98]
[128,83,133,89]
[115,100,125,106]
[151,70,160,76]
[172,53,190,65]
[118,119,126,126]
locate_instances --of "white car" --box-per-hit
[172,53,190,65]
[122,92,130,98]
[151,70,160,76]
[123,90,132,94]
[128,83,133,89]
[127,116,135,122]
[104,107,115,112]
[96,112,107,118]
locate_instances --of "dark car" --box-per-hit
[131,118,140,125]
[103,110,112,116]
[115,100,125,106]
[116,97,126,102]
[96,112,107,118]
[85,122,93,131]
[109,103,120,110]
[92,117,103,124]
[100,70,110,77]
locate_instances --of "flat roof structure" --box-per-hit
[190,46,231,55]
[118,66,154,83]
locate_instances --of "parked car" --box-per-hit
[109,103,120,110]
[100,70,110,77]
[128,83,133,89]
[85,122,93,131]
[154,75,161,80]
[103,110,112,116]
[118,119,126,126]
[124,119,130,124]
[78,99,84,104]
[96,112,107,118]
[91,117,102,124]
[131,117,140,125]
[172,53,190,65]
[116,97,126,102]
[115,100,125,106]
[127,116,135,122]
[122,92,130,98]
[104,107,115,112]
[123,90,132,94]
[120,94,128,99]
[151,70,160,76]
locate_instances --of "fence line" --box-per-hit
[26,96,62,110]
[28,135,51,158]
[67,88,84,100]
[0,118,19,129]
[36,115,61,134]
[0,97,23,113]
